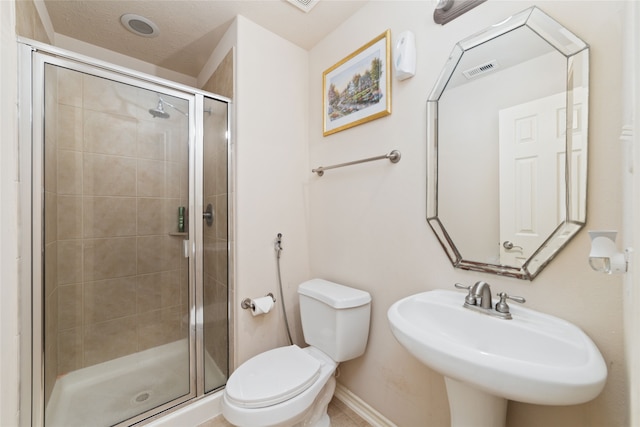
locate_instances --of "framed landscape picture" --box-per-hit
[323,30,392,136]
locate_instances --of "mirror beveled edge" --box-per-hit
[426,7,590,280]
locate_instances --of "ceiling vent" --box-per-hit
[463,60,499,79]
[120,14,160,38]
[285,0,320,13]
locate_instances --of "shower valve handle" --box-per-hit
[203,204,214,226]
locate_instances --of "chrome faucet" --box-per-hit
[470,281,492,309]
[454,282,525,320]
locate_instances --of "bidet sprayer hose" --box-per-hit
[275,233,293,345]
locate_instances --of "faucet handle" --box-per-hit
[495,292,526,314]
[454,283,476,305]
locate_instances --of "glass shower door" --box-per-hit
[201,95,230,393]
[41,61,193,426]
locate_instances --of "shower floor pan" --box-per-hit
[45,339,226,427]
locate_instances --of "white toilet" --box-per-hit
[222,279,372,427]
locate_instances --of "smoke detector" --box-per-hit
[120,14,160,38]
[285,0,320,13]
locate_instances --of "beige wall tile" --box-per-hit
[57,240,83,285]
[45,192,57,245]
[137,198,166,236]
[15,0,36,39]
[137,236,179,274]
[83,196,137,238]
[84,153,137,196]
[44,241,58,297]
[44,136,58,193]
[57,104,83,151]
[58,283,83,330]
[137,121,168,161]
[136,271,181,313]
[57,195,83,239]
[44,85,58,192]
[84,277,137,324]
[84,110,137,157]
[46,287,59,342]
[84,317,137,366]
[165,161,181,199]
[137,158,165,197]
[58,68,83,108]
[167,128,187,164]
[83,74,138,118]
[83,237,137,281]
[58,328,83,374]
[136,306,185,351]
[214,195,228,240]
[57,150,83,195]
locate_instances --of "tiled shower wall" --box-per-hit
[48,67,190,381]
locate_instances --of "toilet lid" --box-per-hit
[225,345,322,409]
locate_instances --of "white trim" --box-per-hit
[623,0,639,425]
[334,383,397,427]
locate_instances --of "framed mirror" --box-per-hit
[426,7,589,280]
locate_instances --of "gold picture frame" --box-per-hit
[323,30,392,136]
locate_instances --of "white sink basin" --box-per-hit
[387,289,607,406]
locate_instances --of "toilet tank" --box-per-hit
[298,279,371,362]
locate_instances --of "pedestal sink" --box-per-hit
[387,290,607,427]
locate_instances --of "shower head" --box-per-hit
[149,98,170,119]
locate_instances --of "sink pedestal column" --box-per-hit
[444,377,507,427]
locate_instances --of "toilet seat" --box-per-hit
[225,345,322,409]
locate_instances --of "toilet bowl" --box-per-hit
[222,346,337,427]
[222,279,371,427]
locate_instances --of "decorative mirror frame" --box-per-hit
[426,7,590,280]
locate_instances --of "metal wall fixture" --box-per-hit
[203,203,214,227]
[241,293,276,310]
[312,150,401,177]
[433,0,487,25]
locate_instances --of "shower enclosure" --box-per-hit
[19,39,231,427]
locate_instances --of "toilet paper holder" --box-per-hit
[241,293,276,310]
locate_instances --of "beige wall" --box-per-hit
[308,1,626,426]
[15,0,50,43]
[232,15,311,366]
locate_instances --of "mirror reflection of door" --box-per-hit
[499,90,587,266]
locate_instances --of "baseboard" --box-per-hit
[334,383,397,427]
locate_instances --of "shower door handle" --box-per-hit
[183,239,190,258]
[203,203,214,226]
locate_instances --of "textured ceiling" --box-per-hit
[43,0,368,77]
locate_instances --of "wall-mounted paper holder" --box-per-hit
[241,293,276,310]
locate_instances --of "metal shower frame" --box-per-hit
[17,37,233,427]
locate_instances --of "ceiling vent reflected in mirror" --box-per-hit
[286,0,320,13]
[463,60,500,79]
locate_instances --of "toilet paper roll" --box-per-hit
[251,296,274,317]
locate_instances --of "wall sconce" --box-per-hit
[588,230,631,274]
[434,0,487,25]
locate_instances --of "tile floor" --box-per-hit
[197,397,372,427]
